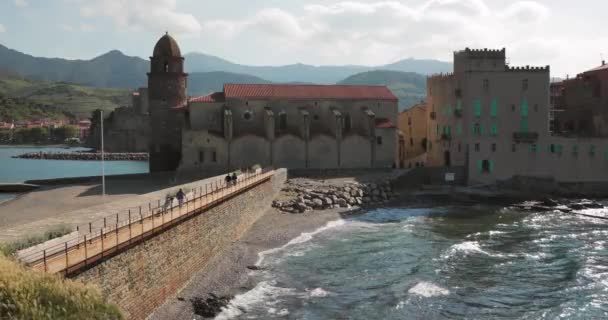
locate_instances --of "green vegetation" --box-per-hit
[0,125,80,144]
[337,70,427,110]
[0,252,122,319]
[0,74,130,121]
[0,224,73,256]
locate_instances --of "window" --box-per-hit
[458,143,462,152]
[521,118,529,133]
[475,143,480,152]
[521,99,529,117]
[530,144,538,154]
[523,79,529,90]
[492,143,497,152]
[212,150,217,162]
[343,114,352,132]
[243,111,252,120]
[512,144,517,152]
[164,61,169,72]
[479,159,493,173]
[457,123,463,136]
[483,79,489,92]
[474,99,482,117]
[604,148,608,160]
[199,150,204,163]
[490,123,498,136]
[279,113,287,130]
[377,136,383,145]
[408,117,412,125]
[313,114,319,121]
[455,89,462,97]
[511,104,515,112]
[436,124,440,135]
[572,145,579,156]
[410,138,413,146]
[429,141,432,150]
[550,144,556,153]
[590,145,596,157]
[490,99,498,117]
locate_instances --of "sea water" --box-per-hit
[217,205,608,319]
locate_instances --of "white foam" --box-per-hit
[408,281,450,298]
[308,287,330,298]
[444,241,490,257]
[215,281,295,320]
[256,219,346,266]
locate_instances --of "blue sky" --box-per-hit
[0,0,607,77]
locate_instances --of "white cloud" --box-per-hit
[200,0,553,67]
[14,0,27,7]
[61,23,96,32]
[78,0,201,36]
[0,24,5,33]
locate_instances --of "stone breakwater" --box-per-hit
[13,152,149,161]
[273,180,393,213]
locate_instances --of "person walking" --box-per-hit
[225,173,232,188]
[163,195,173,212]
[176,188,186,207]
[231,172,238,186]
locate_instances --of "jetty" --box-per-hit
[13,152,149,161]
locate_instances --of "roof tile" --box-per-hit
[223,84,398,101]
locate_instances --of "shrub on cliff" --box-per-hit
[0,224,73,256]
[0,253,123,320]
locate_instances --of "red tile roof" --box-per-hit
[375,118,396,129]
[585,64,608,73]
[223,84,398,101]
[189,92,226,103]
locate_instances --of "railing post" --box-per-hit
[89,222,92,233]
[129,209,132,243]
[64,242,68,270]
[115,213,119,241]
[84,235,88,265]
[101,228,104,258]
[43,250,47,272]
[104,217,107,228]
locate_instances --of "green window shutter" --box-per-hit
[489,160,494,173]
[490,99,498,117]
[457,123,462,136]
[436,124,440,135]
[604,148,608,160]
[477,160,483,173]
[590,145,596,156]
[530,144,538,153]
[521,118,529,132]
[474,100,481,117]
[479,123,484,135]
[573,145,578,155]
[457,99,462,110]
[522,99,529,117]
[490,123,498,136]
[471,124,476,135]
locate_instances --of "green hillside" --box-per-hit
[0,75,130,121]
[337,70,426,110]
[187,71,271,96]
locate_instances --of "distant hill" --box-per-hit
[0,74,130,120]
[0,45,148,88]
[187,71,271,96]
[0,44,450,88]
[338,70,426,110]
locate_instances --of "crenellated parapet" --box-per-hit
[505,65,550,73]
[456,47,506,59]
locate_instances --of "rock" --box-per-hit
[362,197,371,203]
[337,199,348,207]
[246,265,262,270]
[568,203,585,210]
[372,189,380,196]
[356,197,363,205]
[191,294,233,318]
[541,198,559,207]
[283,206,294,213]
[583,202,603,209]
[331,195,339,202]
[323,197,333,206]
[312,198,324,208]
[344,186,352,193]
[381,192,388,200]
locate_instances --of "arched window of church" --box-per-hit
[279,113,287,131]
[164,62,169,72]
[343,114,352,132]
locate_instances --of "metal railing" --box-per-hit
[18,168,275,275]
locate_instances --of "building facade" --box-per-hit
[426,48,608,185]
[397,102,427,168]
[177,84,398,173]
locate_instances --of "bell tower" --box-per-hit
[148,32,188,172]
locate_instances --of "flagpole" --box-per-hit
[100,110,106,197]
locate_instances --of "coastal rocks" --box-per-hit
[274,180,394,213]
[190,294,233,318]
[13,152,149,161]
[512,199,605,213]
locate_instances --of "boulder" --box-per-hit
[323,197,333,206]
[312,198,324,208]
[372,189,380,196]
[541,198,559,207]
[337,199,348,207]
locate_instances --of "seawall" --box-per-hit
[70,169,287,320]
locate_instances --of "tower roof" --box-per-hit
[152,32,182,58]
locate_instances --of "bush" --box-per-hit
[0,224,73,256]
[0,253,123,319]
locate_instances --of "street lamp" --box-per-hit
[100,110,106,197]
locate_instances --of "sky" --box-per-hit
[0,0,606,77]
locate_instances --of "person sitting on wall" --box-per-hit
[225,174,232,187]
[231,172,238,186]
[163,195,173,212]
[176,189,186,207]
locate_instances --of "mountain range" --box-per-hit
[0,44,450,88]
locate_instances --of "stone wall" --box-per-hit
[71,169,287,320]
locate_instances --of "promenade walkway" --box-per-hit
[16,169,274,275]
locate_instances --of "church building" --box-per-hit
[147,33,398,173]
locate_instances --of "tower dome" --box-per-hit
[152,32,182,57]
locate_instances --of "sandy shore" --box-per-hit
[150,207,354,320]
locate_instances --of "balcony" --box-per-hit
[430,111,436,120]
[513,132,539,143]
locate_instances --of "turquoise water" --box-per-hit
[218,206,608,319]
[0,147,149,201]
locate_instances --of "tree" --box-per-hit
[52,125,79,142]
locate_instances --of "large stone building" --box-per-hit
[147,33,398,173]
[397,102,427,168]
[552,63,608,137]
[426,48,608,185]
